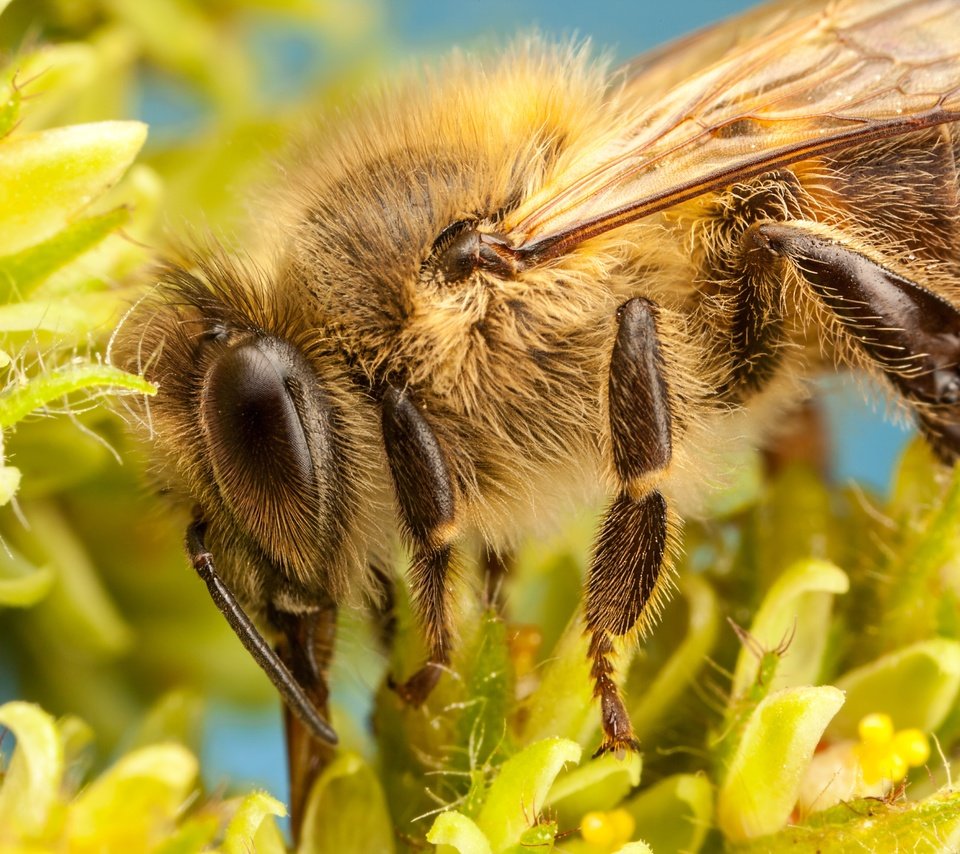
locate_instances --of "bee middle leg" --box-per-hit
[588,297,675,756]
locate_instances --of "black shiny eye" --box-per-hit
[200,337,325,570]
[203,343,314,487]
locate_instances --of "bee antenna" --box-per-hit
[185,520,339,746]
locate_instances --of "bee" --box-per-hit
[116,0,960,832]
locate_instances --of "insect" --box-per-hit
[116,0,960,831]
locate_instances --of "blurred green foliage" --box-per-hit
[0,0,382,753]
[1,1,960,852]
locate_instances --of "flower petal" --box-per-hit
[717,686,844,841]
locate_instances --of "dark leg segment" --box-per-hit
[381,385,458,705]
[608,299,672,482]
[726,266,784,396]
[589,298,674,756]
[747,221,960,461]
[587,492,668,635]
[271,603,338,841]
[368,561,398,652]
[481,549,512,610]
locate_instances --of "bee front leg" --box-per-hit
[746,221,960,462]
[381,385,458,706]
[588,298,676,757]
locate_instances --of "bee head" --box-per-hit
[115,250,380,611]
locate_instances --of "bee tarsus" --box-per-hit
[387,660,447,707]
[589,632,643,758]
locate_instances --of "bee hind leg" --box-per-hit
[381,385,459,706]
[746,221,960,463]
[588,298,676,757]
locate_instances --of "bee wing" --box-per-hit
[504,0,960,260]
[618,0,818,102]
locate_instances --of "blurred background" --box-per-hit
[0,0,912,812]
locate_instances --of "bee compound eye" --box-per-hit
[200,338,320,549]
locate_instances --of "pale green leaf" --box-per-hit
[223,791,287,854]
[0,363,156,429]
[0,207,130,299]
[731,559,849,699]
[38,166,163,297]
[155,817,220,854]
[0,77,18,138]
[628,774,713,854]
[0,294,120,334]
[299,752,395,854]
[0,543,53,607]
[0,464,20,505]
[717,686,844,842]
[520,615,597,747]
[476,737,581,853]
[0,701,63,838]
[630,574,719,740]
[129,691,204,755]
[828,639,960,738]
[4,43,99,132]
[545,751,642,828]
[450,609,513,779]
[13,500,133,657]
[5,419,110,499]
[427,811,494,854]
[731,790,960,854]
[0,121,147,255]
[0,566,53,607]
[66,743,198,848]
[57,715,94,773]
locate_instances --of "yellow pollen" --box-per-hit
[580,808,635,849]
[854,713,931,786]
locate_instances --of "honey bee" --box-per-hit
[116,0,960,831]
